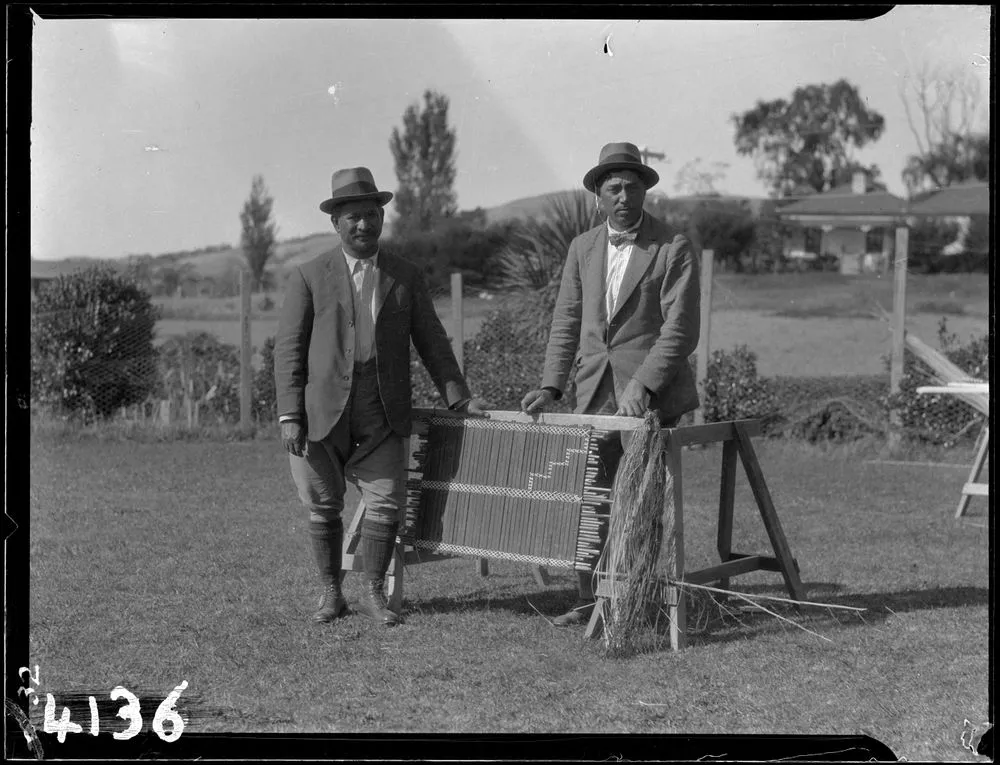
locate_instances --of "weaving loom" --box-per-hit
[341,410,808,651]
[403,414,612,570]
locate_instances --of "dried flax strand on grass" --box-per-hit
[598,411,671,657]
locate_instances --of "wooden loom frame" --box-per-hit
[341,410,807,650]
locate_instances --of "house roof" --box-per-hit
[906,182,990,217]
[777,182,908,218]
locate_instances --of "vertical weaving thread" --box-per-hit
[408,416,604,567]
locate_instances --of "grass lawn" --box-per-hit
[709,272,990,318]
[28,435,989,760]
[152,273,987,378]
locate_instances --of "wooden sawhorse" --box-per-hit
[916,382,990,519]
[956,423,990,518]
[584,419,807,651]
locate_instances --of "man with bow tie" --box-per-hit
[275,167,487,628]
[520,142,701,626]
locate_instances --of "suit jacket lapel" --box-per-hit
[608,219,655,322]
[587,228,609,325]
[374,251,397,320]
[326,250,354,315]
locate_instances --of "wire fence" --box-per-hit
[30,253,989,446]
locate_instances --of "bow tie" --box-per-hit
[609,231,637,247]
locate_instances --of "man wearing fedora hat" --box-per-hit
[275,166,487,627]
[521,142,701,626]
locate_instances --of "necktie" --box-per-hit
[609,231,637,247]
[353,259,374,362]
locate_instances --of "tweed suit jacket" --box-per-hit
[540,213,701,422]
[274,249,471,442]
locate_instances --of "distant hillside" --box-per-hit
[31,190,770,283]
[483,189,584,225]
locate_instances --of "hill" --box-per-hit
[30,189,770,283]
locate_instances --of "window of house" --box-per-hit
[864,227,884,253]
[804,228,821,254]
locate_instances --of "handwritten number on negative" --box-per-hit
[110,686,143,740]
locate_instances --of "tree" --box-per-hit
[389,90,458,235]
[902,132,989,194]
[673,158,729,197]
[239,174,278,293]
[689,199,756,272]
[732,79,885,197]
[899,64,989,193]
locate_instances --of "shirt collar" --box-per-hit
[607,211,644,237]
[343,248,379,272]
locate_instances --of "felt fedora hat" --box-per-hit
[319,167,393,214]
[582,142,660,193]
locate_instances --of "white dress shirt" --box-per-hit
[342,248,378,363]
[605,213,643,318]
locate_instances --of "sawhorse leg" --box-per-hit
[717,440,738,592]
[957,424,989,519]
[665,431,686,651]
[732,424,807,602]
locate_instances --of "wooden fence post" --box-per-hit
[889,226,909,447]
[450,272,464,372]
[240,270,253,433]
[694,249,714,427]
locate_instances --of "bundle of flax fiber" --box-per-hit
[597,410,673,657]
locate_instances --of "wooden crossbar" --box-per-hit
[414,407,762,443]
[342,413,804,650]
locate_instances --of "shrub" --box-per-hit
[691,199,757,273]
[701,346,780,426]
[886,318,988,445]
[383,210,515,291]
[411,284,576,412]
[156,332,241,424]
[31,266,159,420]
[767,375,891,442]
[907,217,962,273]
[745,204,791,274]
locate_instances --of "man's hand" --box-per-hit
[615,379,651,417]
[521,388,554,414]
[281,420,309,457]
[457,397,491,417]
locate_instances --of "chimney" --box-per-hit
[851,170,867,195]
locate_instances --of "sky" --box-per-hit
[29,7,991,261]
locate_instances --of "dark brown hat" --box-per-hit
[582,142,660,193]
[319,167,393,214]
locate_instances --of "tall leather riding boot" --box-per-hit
[357,520,401,626]
[309,519,347,623]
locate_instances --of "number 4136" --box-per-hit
[44,681,188,743]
